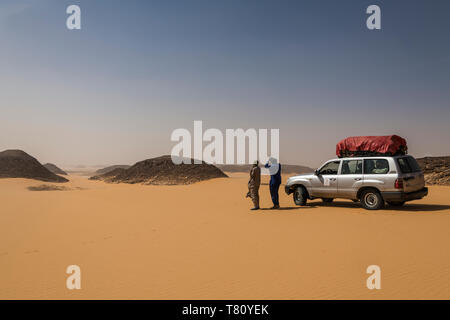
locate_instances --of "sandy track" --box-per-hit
[0,174,449,299]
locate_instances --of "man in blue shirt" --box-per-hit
[265,157,282,209]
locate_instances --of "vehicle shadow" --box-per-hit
[383,204,450,212]
[307,201,450,212]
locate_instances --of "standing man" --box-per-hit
[247,160,261,210]
[265,157,282,209]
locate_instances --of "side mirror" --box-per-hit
[314,170,320,176]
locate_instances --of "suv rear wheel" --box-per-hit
[360,189,384,210]
[293,186,307,206]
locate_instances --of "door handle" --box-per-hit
[330,178,337,181]
[354,178,362,181]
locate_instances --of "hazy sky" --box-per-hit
[1,0,449,168]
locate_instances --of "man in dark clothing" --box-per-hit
[247,160,261,210]
[265,157,282,209]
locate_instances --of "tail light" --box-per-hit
[395,178,404,189]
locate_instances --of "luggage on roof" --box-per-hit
[336,135,407,158]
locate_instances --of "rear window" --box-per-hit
[364,159,389,174]
[397,156,422,174]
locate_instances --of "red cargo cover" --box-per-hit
[336,135,407,158]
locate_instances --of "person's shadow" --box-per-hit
[260,205,317,211]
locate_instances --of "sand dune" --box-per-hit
[0,173,449,299]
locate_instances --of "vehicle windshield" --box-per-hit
[397,156,422,174]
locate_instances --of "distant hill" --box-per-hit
[90,155,227,185]
[90,167,128,182]
[0,150,68,183]
[43,163,68,175]
[416,156,450,186]
[217,164,315,174]
[95,165,131,175]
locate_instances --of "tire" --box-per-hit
[293,186,307,206]
[360,189,384,210]
[387,201,405,207]
[322,198,334,203]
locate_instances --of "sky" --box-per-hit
[0,0,449,168]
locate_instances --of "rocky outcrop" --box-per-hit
[417,157,450,186]
[90,155,227,185]
[0,150,68,183]
[43,163,68,175]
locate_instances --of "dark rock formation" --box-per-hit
[90,155,227,185]
[417,156,450,186]
[0,150,68,183]
[95,165,131,175]
[43,163,68,175]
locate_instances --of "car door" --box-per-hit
[362,158,395,192]
[337,159,363,199]
[311,160,340,198]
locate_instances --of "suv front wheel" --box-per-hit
[293,186,307,206]
[360,189,384,210]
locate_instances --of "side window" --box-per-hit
[341,160,362,175]
[319,161,340,175]
[364,159,389,174]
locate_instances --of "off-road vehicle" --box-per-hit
[285,155,428,210]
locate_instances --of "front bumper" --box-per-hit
[381,187,428,202]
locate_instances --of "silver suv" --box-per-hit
[285,155,428,210]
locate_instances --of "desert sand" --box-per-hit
[1,173,449,299]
